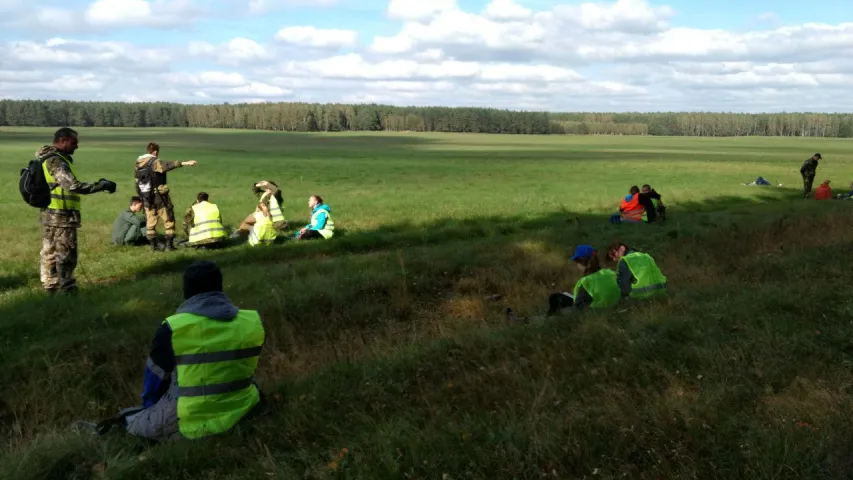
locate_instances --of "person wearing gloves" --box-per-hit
[37,127,116,294]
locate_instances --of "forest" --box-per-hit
[2,99,853,137]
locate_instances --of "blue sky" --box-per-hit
[1,0,852,112]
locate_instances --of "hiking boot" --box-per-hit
[164,236,176,252]
[149,237,162,252]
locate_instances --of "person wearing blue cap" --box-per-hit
[563,244,621,311]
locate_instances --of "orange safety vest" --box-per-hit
[620,194,645,221]
[815,183,831,200]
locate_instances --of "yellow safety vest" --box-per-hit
[248,211,276,246]
[311,207,335,239]
[165,310,265,439]
[188,202,227,245]
[42,154,81,213]
[573,269,621,308]
[260,192,285,225]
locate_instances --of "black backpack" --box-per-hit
[134,159,157,203]
[19,159,51,208]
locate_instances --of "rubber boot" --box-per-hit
[164,235,176,252]
[149,237,161,252]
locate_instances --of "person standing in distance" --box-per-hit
[38,127,116,294]
[800,153,822,199]
[135,142,198,252]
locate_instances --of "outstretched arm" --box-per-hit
[45,156,104,195]
[155,159,197,173]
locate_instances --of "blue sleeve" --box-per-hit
[309,211,327,231]
[141,323,175,408]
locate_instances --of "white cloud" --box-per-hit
[1,0,852,112]
[275,26,358,48]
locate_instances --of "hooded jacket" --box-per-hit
[140,292,240,407]
[37,145,104,227]
[306,203,332,231]
[135,154,183,207]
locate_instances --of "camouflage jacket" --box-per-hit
[800,158,819,176]
[38,146,104,228]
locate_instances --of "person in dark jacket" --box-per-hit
[800,153,822,198]
[111,197,147,246]
[641,184,665,222]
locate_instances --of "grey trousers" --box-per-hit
[124,377,181,440]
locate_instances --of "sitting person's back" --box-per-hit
[620,186,646,223]
[185,192,227,248]
[119,261,266,440]
[815,180,832,200]
[112,197,147,246]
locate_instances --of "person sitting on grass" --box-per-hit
[547,245,621,315]
[253,180,287,231]
[607,241,667,300]
[111,196,147,246]
[641,184,666,222]
[184,192,227,249]
[836,182,853,200]
[814,180,832,200]
[610,186,645,224]
[294,195,335,240]
[89,261,266,440]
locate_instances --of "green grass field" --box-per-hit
[2,127,853,479]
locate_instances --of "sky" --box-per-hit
[1,0,852,112]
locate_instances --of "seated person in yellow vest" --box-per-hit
[111,196,147,246]
[252,180,287,230]
[183,192,227,249]
[247,203,277,246]
[564,244,621,311]
[607,241,667,300]
[116,261,266,440]
[295,195,334,240]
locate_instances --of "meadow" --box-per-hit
[2,127,853,479]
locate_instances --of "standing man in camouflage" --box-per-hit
[800,153,822,198]
[134,142,198,252]
[38,127,116,294]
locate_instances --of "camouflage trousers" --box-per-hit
[145,206,176,237]
[803,175,815,198]
[40,226,78,292]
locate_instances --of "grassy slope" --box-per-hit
[2,128,853,479]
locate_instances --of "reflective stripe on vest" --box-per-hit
[267,194,285,225]
[622,252,667,299]
[248,211,277,246]
[311,207,335,239]
[188,202,227,245]
[165,310,265,439]
[573,269,621,308]
[42,154,81,213]
[620,195,644,222]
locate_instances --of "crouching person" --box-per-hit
[548,245,620,316]
[607,241,667,300]
[120,261,265,440]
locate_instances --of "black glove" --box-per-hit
[98,178,117,194]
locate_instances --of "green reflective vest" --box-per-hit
[248,211,276,246]
[266,194,285,226]
[42,154,81,213]
[573,269,621,308]
[188,202,227,245]
[622,252,667,299]
[165,310,265,440]
[312,208,335,239]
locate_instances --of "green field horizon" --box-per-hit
[2,127,853,479]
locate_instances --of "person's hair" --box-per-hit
[197,192,209,202]
[574,251,602,276]
[641,184,651,190]
[146,142,160,154]
[311,194,324,205]
[608,241,629,261]
[629,185,640,195]
[129,196,143,206]
[183,260,223,300]
[53,127,78,143]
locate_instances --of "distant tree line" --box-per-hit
[2,100,853,137]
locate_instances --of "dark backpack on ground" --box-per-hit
[19,159,51,208]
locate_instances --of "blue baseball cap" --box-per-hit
[571,244,595,261]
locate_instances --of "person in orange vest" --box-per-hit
[610,186,646,224]
[814,180,832,200]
